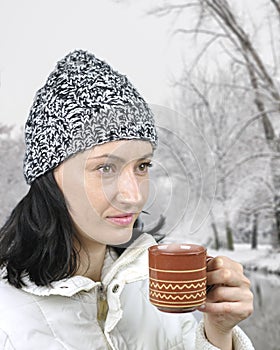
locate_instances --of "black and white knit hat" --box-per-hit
[23,50,158,184]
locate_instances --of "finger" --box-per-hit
[206,256,224,272]
[207,267,251,287]
[206,286,253,303]
[207,256,243,274]
[197,301,254,321]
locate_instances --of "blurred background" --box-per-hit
[1,0,280,348]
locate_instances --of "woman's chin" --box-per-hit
[108,228,134,248]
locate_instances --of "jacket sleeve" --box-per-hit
[0,329,15,350]
[195,321,255,350]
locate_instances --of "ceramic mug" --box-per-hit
[148,243,211,313]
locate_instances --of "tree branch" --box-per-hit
[147,3,198,17]
[221,152,280,181]
[270,0,280,18]
[172,28,227,37]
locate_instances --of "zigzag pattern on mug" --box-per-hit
[149,280,206,291]
[150,290,206,300]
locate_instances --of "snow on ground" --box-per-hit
[207,243,280,275]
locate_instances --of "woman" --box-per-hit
[0,50,254,349]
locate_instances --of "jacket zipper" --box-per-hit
[97,283,108,325]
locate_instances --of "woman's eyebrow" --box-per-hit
[87,152,153,161]
[137,153,154,160]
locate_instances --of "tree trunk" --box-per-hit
[226,221,234,250]
[270,152,280,248]
[211,221,220,250]
[272,194,280,248]
[251,212,258,249]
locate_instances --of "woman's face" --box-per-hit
[54,140,153,246]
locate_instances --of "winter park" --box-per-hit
[1,0,280,349]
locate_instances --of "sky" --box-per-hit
[0,0,183,128]
[0,0,271,130]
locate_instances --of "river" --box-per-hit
[240,271,280,350]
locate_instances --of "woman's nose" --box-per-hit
[116,169,143,205]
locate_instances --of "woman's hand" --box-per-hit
[197,256,254,350]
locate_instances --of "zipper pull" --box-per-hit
[97,285,108,323]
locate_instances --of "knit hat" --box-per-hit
[23,50,157,184]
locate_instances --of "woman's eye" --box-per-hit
[137,161,153,173]
[97,164,115,174]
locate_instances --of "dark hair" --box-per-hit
[0,172,165,288]
[0,172,80,288]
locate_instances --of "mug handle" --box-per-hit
[206,256,214,293]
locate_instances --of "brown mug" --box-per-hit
[148,243,211,313]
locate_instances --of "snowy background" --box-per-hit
[1,1,280,349]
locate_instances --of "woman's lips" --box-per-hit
[106,213,135,226]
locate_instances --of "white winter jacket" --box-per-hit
[0,233,254,350]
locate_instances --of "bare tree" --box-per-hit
[170,59,277,250]
[149,0,280,248]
